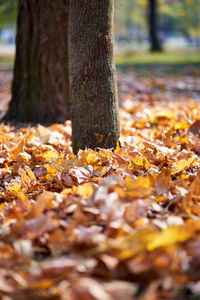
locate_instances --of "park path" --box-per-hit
[0,44,15,56]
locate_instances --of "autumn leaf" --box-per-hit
[7,138,25,159]
[147,226,191,251]
[75,183,95,199]
[171,156,197,175]
[188,119,200,136]
[124,176,151,198]
[5,179,22,195]
[85,149,100,165]
[155,168,171,196]
[148,110,175,124]
[69,167,91,184]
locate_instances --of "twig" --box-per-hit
[57,104,71,119]
[103,132,111,148]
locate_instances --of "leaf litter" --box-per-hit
[0,68,200,299]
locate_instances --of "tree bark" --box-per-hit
[148,0,162,52]
[69,0,121,154]
[3,0,70,125]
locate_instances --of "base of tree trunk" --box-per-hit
[69,0,121,154]
[3,0,70,126]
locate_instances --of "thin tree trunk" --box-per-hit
[69,0,121,154]
[148,0,162,52]
[3,0,70,125]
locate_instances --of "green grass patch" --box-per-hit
[0,55,14,71]
[0,55,14,64]
[1,50,200,74]
[115,50,200,66]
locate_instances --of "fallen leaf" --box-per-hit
[189,119,200,136]
[147,226,191,251]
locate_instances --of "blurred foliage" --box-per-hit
[0,0,199,42]
[115,0,147,36]
[0,0,17,28]
[114,0,200,41]
[159,0,200,39]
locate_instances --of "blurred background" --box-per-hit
[0,0,200,65]
[115,0,200,51]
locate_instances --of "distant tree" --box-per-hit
[69,0,121,154]
[148,0,162,52]
[0,0,17,27]
[3,0,70,125]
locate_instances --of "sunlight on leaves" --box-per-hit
[147,226,191,251]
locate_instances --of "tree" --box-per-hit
[148,0,162,52]
[69,0,121,154]
[3,0,70,125]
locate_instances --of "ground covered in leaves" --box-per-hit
[0,66,200,299]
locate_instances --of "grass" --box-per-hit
[0,55,14,71]
[0,49,200,73]
[115,50,200,66]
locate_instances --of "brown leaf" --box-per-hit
[155,168,171,196]
[71,277,112,300]
[189,119,200,136]
[69,167,91,184]
[23,215,56,240]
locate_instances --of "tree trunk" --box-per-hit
[69,0,121,154]
[3,0,70,125]
[148,0,162,52]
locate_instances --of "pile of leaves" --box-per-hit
[0,69,200,299]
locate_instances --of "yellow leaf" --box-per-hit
[156,111,175,119]
[149,111,175,123]
[24,165,36,183]
[173,136,188,143]
[44,164,59,179]
[95,133,104,143]
[85,149,99,165]
[129,156,154,169]
[114,139,121,153]
[18,168,31,188]
[174,121,190,130]
[6,180,21,193]
[44,158,74,179]
[125,176,151,198]
[60,188,72,196]
[180,173,189,180]
[171,157,196,175]
[147,226,191,251]
[129,157,144,169]
[113,228,155,259]
[75,183,94,199]
[42,150,59,161]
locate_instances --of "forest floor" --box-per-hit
[0,64,200,299]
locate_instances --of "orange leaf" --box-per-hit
[125,176,151,198]
[171,157,197,175]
